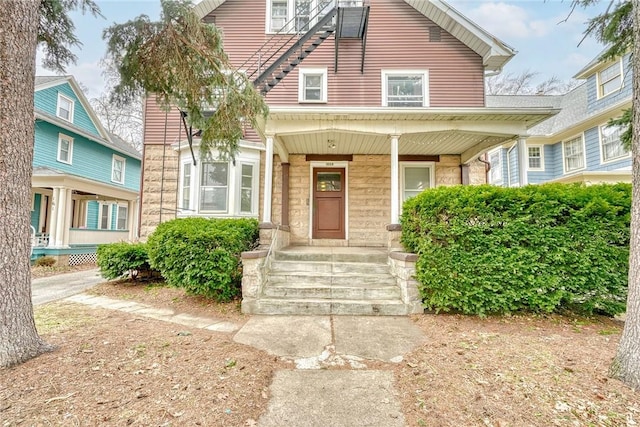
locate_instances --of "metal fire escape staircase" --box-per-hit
[239,1,370,95]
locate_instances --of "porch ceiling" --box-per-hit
[265,106,559,162]
[280,130,513,156]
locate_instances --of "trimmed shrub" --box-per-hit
[34,256,56,267]
[97,242,154,280]
[401,183,631,316]
[146,217,259,301]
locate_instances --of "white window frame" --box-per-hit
[298,67,327,103]
[199,161,230,214]
[180,161,193,212]
[98,203,112,230]
[527,145,544,171]
[265,0,335,33]
[115,204,128,231]
[562,134,586,173]
[57,134,73,164]
[381,70,429,107]
[597,59,623,99]
[400,162,435,205]
[57,93,74,122]
[488,148,503,185]
[111,155,126,184]
[600,123,630,164]
[177,146,261,217]
[236,161,259,215]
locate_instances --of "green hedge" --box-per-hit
[96,242,153,280]
[401,183,631,316]
[146,217,259,301]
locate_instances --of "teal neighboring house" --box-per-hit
[485,51,632,187]
[32,76,141,265]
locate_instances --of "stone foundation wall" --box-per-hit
[139,145,179,238]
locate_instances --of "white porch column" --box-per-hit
[62,188,73,246]
[517,136,528,187]
[390,134,400,224]
[262,134,274,224]
[128,199,138,241]
[52,187,67,247]
[48,187,60,247]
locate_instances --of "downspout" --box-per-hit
[477,154,490,183]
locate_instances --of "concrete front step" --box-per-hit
[263,282,401,300]
[267,272,397,287]
[245,298,410,316]
[270,260,391,275]
[274,247,388,264]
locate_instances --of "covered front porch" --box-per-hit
[32,167,139,265]
[257,106,557,249]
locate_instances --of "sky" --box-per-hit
[36,0,610,99]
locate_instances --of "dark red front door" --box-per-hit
[312,168,345,239]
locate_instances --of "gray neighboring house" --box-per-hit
[485,52,632,187]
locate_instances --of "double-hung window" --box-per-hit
[299,68,327,103]
[240,164,255,214]
[181,162,192,210]
[598,60,623,98]
[98,203,111,230]
[200,162,229,212]
[527,146,544,171]
[268,0,336,33]
[600,124,628,162]
[57,134,73,164]
[401,163,434,202]
[57,94,74,122]
[488,149,502,185]
[382,71,428,107]
[116,205,128,230]
[112,155,125,184]
[563,135,585,173]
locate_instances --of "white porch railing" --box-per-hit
[33,233,49,248]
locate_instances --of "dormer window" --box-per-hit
[57,94,74,122]
[598,60,623,98]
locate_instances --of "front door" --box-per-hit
[312,168,345,239]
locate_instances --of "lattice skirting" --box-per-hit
[69,252,97,266]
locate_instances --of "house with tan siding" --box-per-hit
[140,0,558,315]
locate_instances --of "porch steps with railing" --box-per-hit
[252,246,411,316]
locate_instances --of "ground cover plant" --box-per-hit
[401,183,631,316]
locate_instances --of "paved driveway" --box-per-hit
[32,268,104,305]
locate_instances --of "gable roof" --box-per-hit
[194,0,515,72]
[34,75,142,160]
[35,75,110,141]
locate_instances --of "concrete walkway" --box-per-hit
[32,268,105,305]
[63,291,426,427]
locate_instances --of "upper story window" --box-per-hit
[299,68,327,103]
[112,155,126,184]
[267,0,335,33]
[57,94,74,122]
[488,149,502,185]
[401,163,434,202]
[598,60,623,98]
[382,70,429,107]
[563,135,585,173]
[600,123,629,163]
[527,145,544,171]
[57,134,73,164]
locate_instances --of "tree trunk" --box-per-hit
[611,0,640,389]
[0,0,54,368]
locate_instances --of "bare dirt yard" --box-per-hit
[2,276,639,426]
